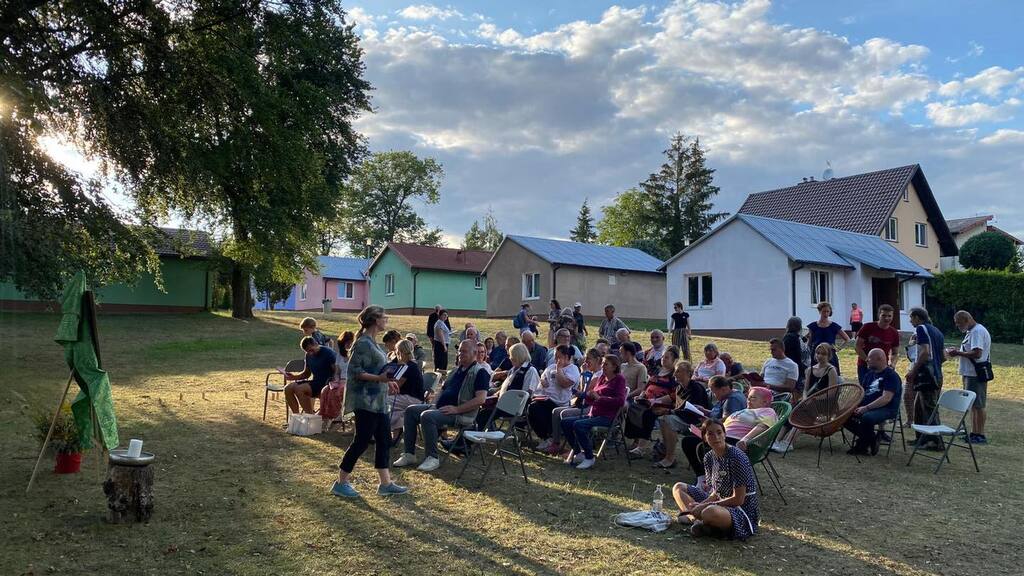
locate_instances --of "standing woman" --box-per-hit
[670,302,692,361]
[806,302,849,375]
[335,331,355,380]
[433,309,452,376]
[333,306,408,498]
[547,299,562,345]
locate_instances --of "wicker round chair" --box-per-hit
[788,383,865,467]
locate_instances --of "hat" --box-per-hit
[573,302,582,308]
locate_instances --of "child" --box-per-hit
[300,317,332,348]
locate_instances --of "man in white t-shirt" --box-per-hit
[761,338,799,394]
[948,310,992,444]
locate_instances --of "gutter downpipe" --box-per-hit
[791,264,804,317]
[552,264,561,303]
[897,272,919,315]
[412,269,419,316]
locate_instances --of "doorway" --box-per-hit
[871,277,900,330]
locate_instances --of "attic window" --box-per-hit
[902,187,909,202]
[884,217,898,242]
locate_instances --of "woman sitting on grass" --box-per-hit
[672,418,760,540]
[561,354,627,470]
[625,346,680,458]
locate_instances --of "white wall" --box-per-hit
[794,265,852,329]
[665,220,791,331]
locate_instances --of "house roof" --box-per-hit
[369,243,492,274]
[153,228,212,257]
[661,214,932,278]
[483,235,664,275]
[946,215,992,235]
[737,164,958,256]
[317,256,369,281]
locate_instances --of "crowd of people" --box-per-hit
[276,298,993,541]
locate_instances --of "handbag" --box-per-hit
[969,358,995,383]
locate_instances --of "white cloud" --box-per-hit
[938,66,1024,98]
[980,129,1024,146]
[925,98,1020,127]
[397,4,463,21]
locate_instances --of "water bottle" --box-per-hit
[652,484,664,513]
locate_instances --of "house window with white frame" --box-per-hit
[384,274,395,296]
[810,270,832,304]
[914,222,927,247]
[884,217,899,241]
[686,274,712,308]
[474,276,483,290]
[522,272,540,300]
[902,187,909,202]
[337,282,354,299]
[608,274,616,286]
[899,282,911,311]
[299,283,308,300]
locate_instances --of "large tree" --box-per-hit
[960,231,1020,271]
[339,151,445,256]
[463,209,503,251]
[596,188,656,248]
[570,199,597,243]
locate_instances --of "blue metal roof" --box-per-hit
[503,235,664,273]
[736,214,932,277]
[318,256,370,281]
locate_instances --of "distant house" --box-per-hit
[738,164,957,274]
[254,256,370,311]
[940,215,1023,271]
[0,228,214,313]
[367,243,491,315]
[661,214,933,337]
[483,235,666,320]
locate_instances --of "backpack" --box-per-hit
[799,337,812,368]
[513,311,524,330]
[318,380,345,421]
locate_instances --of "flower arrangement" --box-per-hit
[33,401,83,454]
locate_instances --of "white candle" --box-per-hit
[127,439,143,458]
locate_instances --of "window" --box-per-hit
[337,282,354,299]
[299,283,308,300]
[921,284,927,308]
[384,273,395,296]
[474,276,483,290]
[810,270,832,304]
[522,273,540,300]
[902,187,909,202]
[884,217,898,241]
[686,274,712,308]
[608,274,617,286]
[915,222,927,247]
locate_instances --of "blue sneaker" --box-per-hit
[331,481,360,498]
[969,434,988,445]
[377,482,410,496]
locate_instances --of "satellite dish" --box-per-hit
[822,160,834,181]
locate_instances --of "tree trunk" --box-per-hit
[231,263,253,319]
[103,463,154,523]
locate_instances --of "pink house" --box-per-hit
[255,256,370,311]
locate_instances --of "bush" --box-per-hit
[927,270,1024,343]
[959,231,1019,271]
[32,402,83,454]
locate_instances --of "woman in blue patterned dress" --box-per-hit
[671,419,760,540]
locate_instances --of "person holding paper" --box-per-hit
[678,387,776,480]
[283,337,339,414]
[625,346,680,458]
[653,375,745,470]
[387,339,426,436]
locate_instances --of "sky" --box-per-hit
[46,0,1024,247]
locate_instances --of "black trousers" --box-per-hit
[527,399,559,439]
[624,408,659,440]
[682,435,739,477]
[340,409,391,473]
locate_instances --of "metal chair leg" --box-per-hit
[764,457,787,505]
[263,389,269,421]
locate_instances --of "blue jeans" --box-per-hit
[561,415,612,459]
[404,404,458,458]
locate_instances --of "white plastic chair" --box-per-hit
[906,389,979,474]
[457,390,531,486]
[264,359,305,422]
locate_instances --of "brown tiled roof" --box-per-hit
[384,243,491,273]
[738,164,958,256]
[153,228,212,257]
[946,215,992,235]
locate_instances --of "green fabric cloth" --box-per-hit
[55,272,119,450]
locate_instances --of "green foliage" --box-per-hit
[596,188,654,247]
[959,231,1020,271]
[627,239,670,261]
[463,209,503,251]
[570,199,597,243]
[927,270,1024,343]
[339,151,444,255]
[33,402,82,454]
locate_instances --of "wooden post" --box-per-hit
[26,372,75,493]
[103,460,155,523]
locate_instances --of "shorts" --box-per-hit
[850,321,863,332]
[662,413,702,433]
[963,376,987,409]
[303,380,327,398]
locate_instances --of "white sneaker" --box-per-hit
[536,439,552,451]
[417,456,441,472]
[393,453,417,467]
[576,458,596,470]
[770,440,792,454]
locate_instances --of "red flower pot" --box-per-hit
[54,452,83,474]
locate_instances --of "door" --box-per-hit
[871,277,900,330]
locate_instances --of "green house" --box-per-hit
[367,243,491,315]
[0,228,214,313]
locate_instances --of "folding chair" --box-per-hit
[263,359,305,422]
[457,390,531,487]
[592,405,631,467]
[877,407,906,457]
[907,389,979,474]
[745,401,793,504]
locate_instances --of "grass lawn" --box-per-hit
[2,310,1021,575]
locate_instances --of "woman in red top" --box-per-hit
[561,354,627,470]
[849,303,864,336]
[625,346,680,456]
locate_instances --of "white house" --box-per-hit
[660,214,933,338]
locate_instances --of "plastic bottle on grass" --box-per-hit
[652,484,664,513]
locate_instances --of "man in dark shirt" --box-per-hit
[906,307,945,448]
[283,336,338,414]
[521,330,548,372]
[845,348,903,455]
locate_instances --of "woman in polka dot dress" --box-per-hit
[671,419,760,540]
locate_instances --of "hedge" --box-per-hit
[927,270,1024,344]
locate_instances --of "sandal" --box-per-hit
[652,460,677,470]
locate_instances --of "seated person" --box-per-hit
[476,343,539,429]
[844,348,902,456]
[720,352,744,378]
[393,341,489,472]
[610,327,645,362]
[672,419,761,540]
[625,346,680,457]
[387,340,427,438]
[382,329,402,361]
[758,338,799,395]
[620,342,649,399]
[693,342,726,384]
[530,346,581,451]
[562,354,627,470]
[283,336,338,414]
[459,323,479,344]
[545,328,584,366]
[405,333,428,367]
[521,330,548,372]
[594,338,611,356]
[474,342,494,376]
[488,331,508,370]
[643,330,669,373]
[300,317,332,348]
[490,335,520,383]
[679,387,776,480]
[654,375,745,469]
[546,348,604,455]
[772,343,837,454]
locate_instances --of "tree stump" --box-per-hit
[103,462,154,523]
